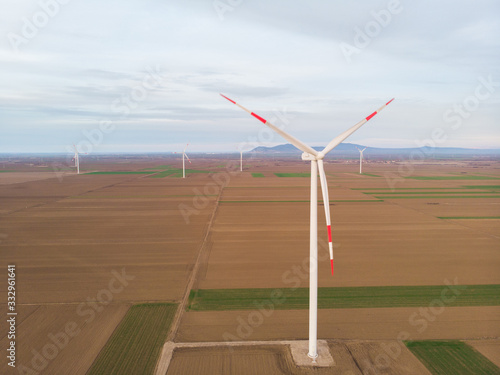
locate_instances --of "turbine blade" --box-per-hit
[184,143,189,153]
[318,160,334,275]
[322,99,394,155]
[220,94,318,156]
[184,152,192,163]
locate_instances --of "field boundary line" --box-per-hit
[165,185,224,342]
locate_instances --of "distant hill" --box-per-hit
[250,143,500,159]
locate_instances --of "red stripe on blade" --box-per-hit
[327,225,332,242]
[386,98,394,105]
[220,94,235,104]
[330,259,334,275]
[366,111,377,121]
[251,112,267,124]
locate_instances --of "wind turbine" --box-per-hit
[175,144,191,178]
[221,93,393,359]
[356,146,367,174]
[72,144,80,174]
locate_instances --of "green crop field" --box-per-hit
[148,170,178,178]
[141,165,171,170]
[148,167,211,178]
[252,172,265,177]
[87,303,177,375]
[360,173,381,177]
[406,175,500,180]
[406,341,500,375]
[187,284,500,311]
[463,185,500,189]
[274,172,311,177]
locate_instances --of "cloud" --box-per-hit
[0,0,499,152]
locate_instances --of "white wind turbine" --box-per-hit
[72,144,80,174]
[356,146,367,174]
[174,144,191,178]
[221,94,394,359]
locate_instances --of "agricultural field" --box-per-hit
[167,345,298,375]
[274,172,311,177]
[467,339,500,368]
[165,340,432,375]
[1,157,499,373]
[187,284,500,311]
[0,156,218,373]
[0,303,129,374]
[406,340,500,375]
[87,303,177,375]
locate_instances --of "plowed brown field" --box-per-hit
[1,158,499,373]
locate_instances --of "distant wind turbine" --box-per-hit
[72,144,80,174]
[221,93,394,360]
[174,144,191,178]
[356,146,367,174]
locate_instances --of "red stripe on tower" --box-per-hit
[251,112,267,124]
[220,94,235,104]
[366,111,377,121]
[327,225,332,242]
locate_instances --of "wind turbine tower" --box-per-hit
[72,144,80,174]
[356,146,367,174]
[221,94,393,360]
[175,144,191,178]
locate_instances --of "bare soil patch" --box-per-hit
[0,303,129,374]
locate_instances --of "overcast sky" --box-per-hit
[1,0,499,153]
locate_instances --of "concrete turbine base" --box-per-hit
[289,340,335,367]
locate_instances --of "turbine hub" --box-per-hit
[316,152,325,160]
